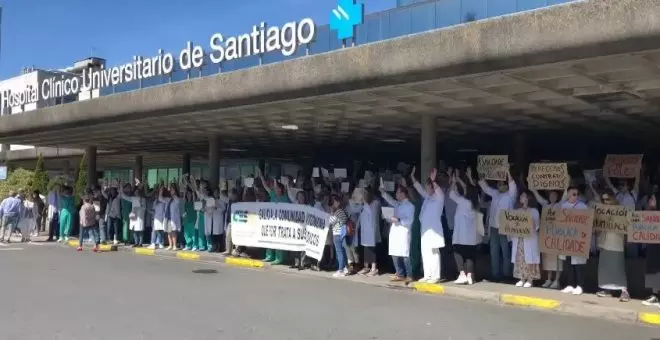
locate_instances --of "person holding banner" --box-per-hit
[479,168,517,282]
[380,180,416,283]
[560,187,589,295]
[643,194,660,307]
[511,191,541,288]
[592,190,631,302]
[531,188,565,289]
[605,174,641,259]
[259,170,290,265]
[449,170,480,285]
[410,167,445,284]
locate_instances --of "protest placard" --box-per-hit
[592,204,632,234]
[540,207,594,258]
[477,155,509,181]
[628,211,660,244]
[230,202,330,261]
[498,209,533,237]
[527,163,569,190]
[603,154,643,178]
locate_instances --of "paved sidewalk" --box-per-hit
[55,238,660,327]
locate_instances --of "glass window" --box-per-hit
[411,2,435,33]
[141,74,165,89]
[461,0,487,23]
[114,80,139,94]
[170,65,188,83]
[309,25,330,54]
[157,168,168,185]
[388,7,411,38]
[201,54,219,77]
[435,0,461,28]
[240,164,256,178]
[167,168,180,184]
[487,0,517,17]
[517,0,549,11]
[191,166,202,179]
[147,169,158,188]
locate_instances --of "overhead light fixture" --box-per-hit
[381,138,405,143]
[457,148,478,153]
[223,148,247,152]
[281,124,299,130]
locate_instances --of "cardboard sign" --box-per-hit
[540,207,594,258]
[384,181,395,192]
[603,154,643,178]
[527,163,569,190]
[243,177,254,188]
[497,209,533,237]
[592,204,632,234]
[340,182,350,193]
[312,168,320,178]
[629,211,660,244]
[334,168,347,179]
[477,155,509,181]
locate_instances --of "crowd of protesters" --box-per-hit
[4,160,658,309]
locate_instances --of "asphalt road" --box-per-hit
[0,244,658,340]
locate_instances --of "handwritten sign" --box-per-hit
[497,209,533,237]
[527,163,569,190]
[477,155,509,181]
[628,211,660,244]
[592,204,631,234]
[540,207,594,258]
[603,154,643,178]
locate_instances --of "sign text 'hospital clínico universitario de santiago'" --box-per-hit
[0,18,316,109]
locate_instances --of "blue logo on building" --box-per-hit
[330,0,364,41]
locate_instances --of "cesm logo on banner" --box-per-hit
[330,0,364,40]
[230,202,330,261]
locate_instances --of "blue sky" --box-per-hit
[0,0,395,79]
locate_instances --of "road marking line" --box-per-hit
[28,241,43,246]
[176,251,200,261]
[225,257,264,268]
[639,312,660,325]
[500,294,561,310]
[411,282,445,294]
[135,248,155,256]
[0,248,24,251]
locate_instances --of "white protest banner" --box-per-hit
[384,181,395,192]
[603,154,643,178]
[312,168,320,178]
[477,155,509,181]
[334,168,347,178]
[527,163,569,190]
[243,177,254,187]
[230,202,330,261]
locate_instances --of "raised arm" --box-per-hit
[257,167,272,193]
[379,178,398,207]
[455,170,468,197]
[531,189,549,206]
[465,167,476,187]
[478,178,497,197]
[410,166,429,200]
[507,169,518,198]
[430,168,444,199]
[633,174,640,199]
[605,176,616,193]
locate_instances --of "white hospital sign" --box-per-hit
[0,18,316,109]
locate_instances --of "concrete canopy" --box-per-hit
[2,0,660,158]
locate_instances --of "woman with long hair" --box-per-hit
[449,169,480,285]
[643,193,660,307]
[531,188,565,289]
[182,189,197,251]
[328,194,349,277]
[511,190,541,288]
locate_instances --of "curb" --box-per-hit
[500,294,561,310]
[126,246,265,269]
[225,257,264,268]
[639,312,660,326]
[411,282,445,294]
[64,239,117,252]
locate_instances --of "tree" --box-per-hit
[31,153,49,194]
[74,153,87,201]
[0,168,35,198]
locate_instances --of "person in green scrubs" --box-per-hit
[121,183,133,244]
[58,186,75,242]
[182,189,197,251]
[258,171,290,265]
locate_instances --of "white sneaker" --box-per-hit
[550,281,560,290]
[454,272,468,284]
[157,244,164,249]
[64,237,69,241]
[342,267,350,275]
[572,286,583,295]
[147,244,156,250]
[466,275,474,285]
[332,271,346,278]
[166,246,172,250]
[523,281,533,288]
[541,280,552,288]
[561,286,575,293]
[643,296,659,307]
[172,247,179,251]
[113,240,119,245]
[417,277,430,283]
[515,280,524,287]
[427,278,441,284]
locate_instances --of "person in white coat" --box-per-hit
[479,168,517,282]
[166,183,183,251]
[210,188,229,252]
[511,190,541,288]
[149,186,169,250]
[560,186,590,295]
[380,179,416,283]
[120,184,146,247]
[411,167,445,284]
[449,169,480,285]
[531,188,565,289]
[348,188,382,276]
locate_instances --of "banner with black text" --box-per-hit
[230,202,330,261]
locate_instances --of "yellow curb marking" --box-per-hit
[639,312,660,326]
[176,251,200,261]
[411,282,445,294]
[225,257,264,268]
[500,294,561,310]
[134,248,155,256]
[98,244,114,252]
[66,240,78,247]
